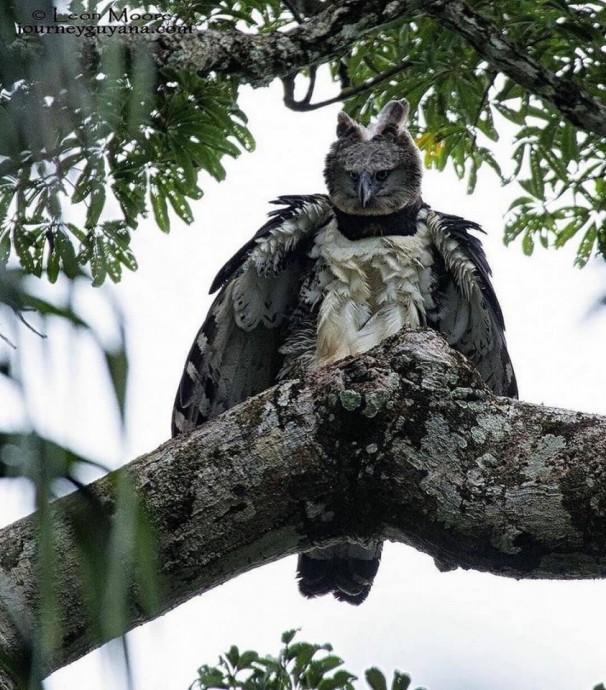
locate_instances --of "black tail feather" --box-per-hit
[297,541,382,605]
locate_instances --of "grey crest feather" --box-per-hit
[372,100,410,137]
[336,111,364,140]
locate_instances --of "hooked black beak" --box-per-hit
[357,171,374,208]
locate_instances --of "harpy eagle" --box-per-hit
[172,100,518,605]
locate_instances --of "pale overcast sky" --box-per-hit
[1,78,606,690]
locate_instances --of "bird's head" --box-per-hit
[324,100,422,217]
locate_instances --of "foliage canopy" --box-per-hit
[0,0,604,288]
[189,631,424,690]
[189,631,606,690]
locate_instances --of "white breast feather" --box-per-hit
[312,220,435,365]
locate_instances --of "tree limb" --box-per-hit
[422,0,606,137]
[10,1,605,134]
[151,0,606,135]
[1,329,606,686]
[7,1,606,135]
[152,0,417,87]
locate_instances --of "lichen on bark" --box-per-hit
[1,329,606,688]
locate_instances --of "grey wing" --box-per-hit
[425,209,518,398]
[172,195,332,436]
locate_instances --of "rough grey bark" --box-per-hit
[422,0,606,137]
[1,329,606,688]
[13,0,603,136]
[153,0,606,136]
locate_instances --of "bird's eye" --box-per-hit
[348,171,360,180]
[375,170,390,181]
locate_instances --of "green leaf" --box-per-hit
[54,229,79,278]
[322,656,344,671]
[529,151,545,199]
[91,233,108,286]
[86,185,106,229]
[493,102,527,125]
[225,645,239,669]
[522,230,535,256]
[150,183,170,233]
[0,231,10,267]
[12,294,88,330]
[541,146,568,182]
[13,230,35,272]
[72,160,95,204]
[0,191,12,226]
[391,671,411,690]
[281,630,297,645]
[30,231,45,277]
[287,641,316,665]
[365,668,388,690]
[519,175,544,199]
[511,143,526,178]
[104,346,128,422]
[508,196,534,212]
[166,186,193,224]
[554,219,580,248]
[237,650,259,670]
[332,670,357,686]
[561,122,579,161]
[106,254,122,283]
[305,660,327,687]
[466,163,477,194]
[575,222,597,267]
[170,139,198,188]
[112,243,138,272]
[47,244,60,283]
[197,667,227,688]
[319,676,354,690]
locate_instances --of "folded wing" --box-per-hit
[425,208,518,398]
[171,195,332,435]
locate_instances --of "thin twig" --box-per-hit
[0,330,17,349]
[12,308,47,339]
[282,59,414,112]
[472,70,496,129]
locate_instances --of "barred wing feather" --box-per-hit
[171,195,332,436]
[425,208,518,398]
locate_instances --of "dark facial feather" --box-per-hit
[324,106,422,217]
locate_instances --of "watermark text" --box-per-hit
[17,7,194,38]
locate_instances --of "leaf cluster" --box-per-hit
[0,268,159,688]
[163,0,289,31]
[336,0,605,264]
[1,0,604,281]
[0,0,254,286]
[190,630,425,690]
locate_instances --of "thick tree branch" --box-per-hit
[152,0,606,136]
[422,0,606,137]
[154,0,418,86]
[1,329,606,686]
[11,1,605,134]
[8,1,606,134]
